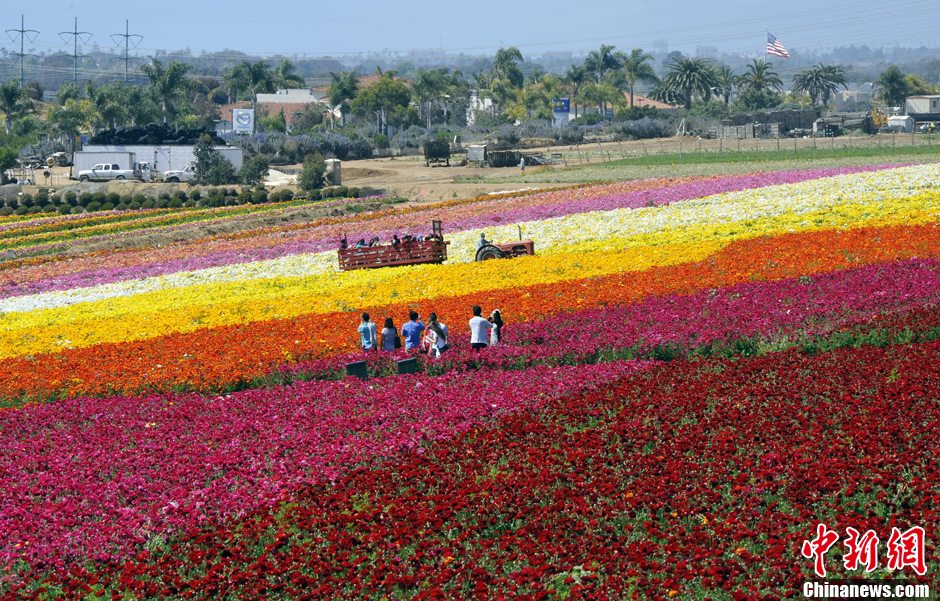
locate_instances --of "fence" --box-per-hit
[560,132,940,165]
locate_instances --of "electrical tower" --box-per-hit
[59,17,92,82]
[110,20,143,82]
[5,14,39,87]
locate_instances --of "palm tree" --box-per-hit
[564,64,588,118]
[620,48,658,108]
[737,59,783,95]
[85,81,130,132]
[712,65,736,105]
[875,65,909,108]
[584,44,622,84]
[223,63,251,103]
[662,56,717,110]
[0,81,32,135]
[492,47,524,89]
[792,64,847,106]
[140,59,192,124]
[328,71,359,127]
[415,68,450,127]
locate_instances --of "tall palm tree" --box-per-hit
[492,47,524,89]
[0,81,32,135]
[85,81,130,132]
[620,48,658,108]
[223,63,251,103]
[792,64,847,106]
[662,56,717,110]
[584,44,621,84]
[140,59,192,124]
[875,65,909,107]
[564,64,588,118]
[712,64,736,105]
[415,68,450,127]
[328,71,359,126]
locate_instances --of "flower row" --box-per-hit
[0,221,935,401]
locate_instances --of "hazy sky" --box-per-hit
[6,0,938,59]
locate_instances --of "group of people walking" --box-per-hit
[357,306,503,358]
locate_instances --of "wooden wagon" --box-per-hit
[338,220,449,271]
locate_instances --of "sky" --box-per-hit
[5,0,938,60]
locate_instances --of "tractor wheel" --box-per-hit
[475,245,504,261]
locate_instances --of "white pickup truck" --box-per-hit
[77,161,156,182]
[163,165,196,183]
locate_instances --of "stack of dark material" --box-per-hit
[89,124,226,146]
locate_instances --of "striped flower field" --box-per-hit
[1,162,938,598]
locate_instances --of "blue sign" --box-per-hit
[553,97,570,113]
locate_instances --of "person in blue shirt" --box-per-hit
[357,313,377,351]
[400,310,425,350]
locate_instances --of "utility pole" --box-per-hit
[110,20,143,82]
[5,15,39,87]
[59,17,92,83]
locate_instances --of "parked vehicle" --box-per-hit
[45,152,71,167]
[76,161,156,182]
[163,165,196,183]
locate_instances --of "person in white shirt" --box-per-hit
[468,305,494,350]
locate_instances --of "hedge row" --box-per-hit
[0,186,370,217]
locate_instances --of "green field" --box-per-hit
[463,141,940,183]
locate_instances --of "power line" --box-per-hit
[5,14,39,87]
[110,19,143,82]
[58,17,92,82]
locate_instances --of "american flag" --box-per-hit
[766,32,790,58]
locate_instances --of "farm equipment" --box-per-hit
[423,140,450,167]
[475,227,536,261]
[338,220,449,271]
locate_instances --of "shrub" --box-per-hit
[155,199,170,209]
[0,207,12,216]
[224,197,239,206]
[85,201,101,212]
[5,198,17,209]
[99,202,114,211]
[168,198,183,209]
[41,203,56,213]
[372,133,389,149]
[79,193,94,207]
[237,188,253,204]
[251,188,268,203]
[28,206,42,214]
[128,200,141,210]
[190,190,201,201]
[35,188,49,204]
[115,202,129,211]
[298,153,326,193]
[107,192,121,205]
[140,199,155,210]
[20,194,34,208]
[346,187,359,198]
[64,191,78,205]
[14,206,28,215]
[306,189,321,201]
[70,206,83,214]
[172,190,188,202]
